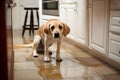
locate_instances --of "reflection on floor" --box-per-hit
[13,30,120,80]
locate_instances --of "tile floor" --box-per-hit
[13,30,120,80]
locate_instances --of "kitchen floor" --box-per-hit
[13,29,120,80]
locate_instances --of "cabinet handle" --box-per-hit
[119,21,120,23]
[89,4,92,8]
[74,8,77,12]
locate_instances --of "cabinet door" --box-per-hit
[60,3,79,39]
[60,0,88,45]
[67,5,79,39]
[89,0,109,54]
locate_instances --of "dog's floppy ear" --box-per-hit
[44,23,51,34]
[63,23,70,36]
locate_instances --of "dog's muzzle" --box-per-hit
[54,32,60,38]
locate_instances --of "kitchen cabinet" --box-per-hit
[59,0,88,45]
[89,0,109,54]
[109,11,120,62]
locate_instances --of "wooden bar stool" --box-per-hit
[22,7,39,36]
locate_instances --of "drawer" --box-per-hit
[110,11,120,33]
[110,33,120,42]
[111,17,120,26]
[110,25,120,34]
[110,39,120,57]
[110,17,120,33]
[110,33,120,57]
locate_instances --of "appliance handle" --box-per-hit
[43,0,58,3]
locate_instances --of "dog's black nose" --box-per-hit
[54,32,60,38]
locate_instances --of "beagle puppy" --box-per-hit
[17,19,70,62]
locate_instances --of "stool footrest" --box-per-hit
[23,25,39,26]
[24,28,38,30]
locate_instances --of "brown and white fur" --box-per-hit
[16,19,70,62]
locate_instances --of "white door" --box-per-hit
[18,0,39,29]
[59,0,88,45]
[89,0,109,54]
[67,7,79,39]
[60,3,79,39]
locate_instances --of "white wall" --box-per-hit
[12,0,19,29]
[39,0,42,25]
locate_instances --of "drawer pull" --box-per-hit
[119,50,120,54]
[119,21,120,23]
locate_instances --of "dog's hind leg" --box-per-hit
[32,35,41,57]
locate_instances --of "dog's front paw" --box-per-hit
[44,56,50,62]
[56,57,62,61]
[33,50,38,57]
[33,53,38,57]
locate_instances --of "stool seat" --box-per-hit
[22,7,39,36]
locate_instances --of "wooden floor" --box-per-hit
[13,29,120,80]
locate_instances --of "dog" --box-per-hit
[15,19,70,62]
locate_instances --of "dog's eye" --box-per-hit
[59,25,63,30]
[51,26,55,31]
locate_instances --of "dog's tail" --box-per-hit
[14,43,33,49]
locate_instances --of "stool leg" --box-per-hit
[36,10,39,28]
[30,10,34,36]
[22,26,25,36]
[22,10,28,36]
[32,10,34,35]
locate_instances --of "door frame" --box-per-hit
[0,0,14,80]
